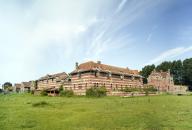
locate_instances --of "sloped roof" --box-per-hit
[38,72,68,81]
[22,82,31,87]
[70,61,141,76]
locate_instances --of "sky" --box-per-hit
[0,0,192,85]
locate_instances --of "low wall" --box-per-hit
[109,91,158,97]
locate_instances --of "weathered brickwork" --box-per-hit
[36,72,68,91]
[147,70,174,92]
[67,61,143,95]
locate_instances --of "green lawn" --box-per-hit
[0,94,192,130]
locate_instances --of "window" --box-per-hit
[78,85,82,90]
[108,72,112,79]
[120,75,124,80]
[78,73,81,79]
[95,71,99,77]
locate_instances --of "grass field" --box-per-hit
[0,94,192,130]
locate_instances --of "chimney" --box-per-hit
[97,61,101,64]
[75,62,79,69]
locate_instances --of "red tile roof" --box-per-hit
[38,72,68,81]
[71,61,141,76]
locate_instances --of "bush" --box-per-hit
[31,90,34,95]
[86,86,107,97]
[59,89,74,97]
[122,87,140,92]
[144,86,157,92]
[40,90,48,96]
[59,85,63,92]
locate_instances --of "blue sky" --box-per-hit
[0,0,192,84]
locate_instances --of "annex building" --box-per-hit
[147,70,174,92]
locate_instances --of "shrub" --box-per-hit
[40,90,48,96]
[31,90,34,95]
[86,86,107,97]
[86,87,96,97]
[122,87,140,92]
[59,85,63,92]
[144,86,157,92]
[59,89,74,97]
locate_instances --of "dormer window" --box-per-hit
[95,69,100,77]
[108,72,112,79]
[120,75,124,80]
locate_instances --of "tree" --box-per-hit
[156,61,172,72]
[3,82,13,91]
[140,64,155,84]
[171,60,184,85]
[183,58,192,87]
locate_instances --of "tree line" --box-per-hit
[140,58,192,88]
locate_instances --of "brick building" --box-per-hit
[68,61,143,95]
[36,72,68,95]
[147,70,174,92]
[14,81,35,93]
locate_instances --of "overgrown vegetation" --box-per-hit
[86,86,107,97]
[30,90,34,95]
[40,90,48,96]
[121,86,157,93]
[59,85,74,97]
[59,89,74,97]
[122,87,140,92]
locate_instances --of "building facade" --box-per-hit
[14,83,21,92]
[14,81,35,93]
[36,72,68,95]
[67,61,143,95]
[147,70,174,92]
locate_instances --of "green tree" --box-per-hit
[156,61,172,72]
[140,64,155,84]
[183,58,192,86]
[171,60,184,85]
[3,82,13,91]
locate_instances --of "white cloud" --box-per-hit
[115,0,127,13]
[145,46,192,65]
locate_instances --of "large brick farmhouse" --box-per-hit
[33,61,143,95]
[68,61,143,95]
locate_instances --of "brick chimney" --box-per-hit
[75,62,79,69]
[97,61,101,64]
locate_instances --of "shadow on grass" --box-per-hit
[32,101,49,107]
[20,120,37,129]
